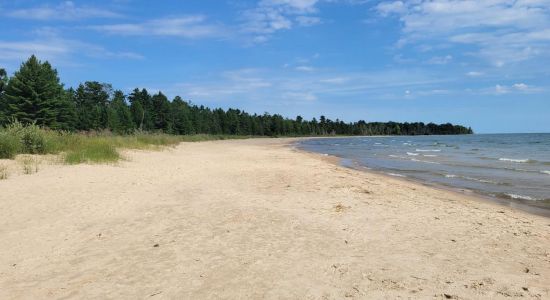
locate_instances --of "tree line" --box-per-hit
[0,56,473,136]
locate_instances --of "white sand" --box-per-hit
[1,138,549,299]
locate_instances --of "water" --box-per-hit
[298,134,550,213]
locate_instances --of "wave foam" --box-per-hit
[499,158,530,163]
[505,193,536,201]
[541,170,550,175]
[416,149,441,152]
[411,158,440,164]
[406,152,419,156]
[387,173,405,177]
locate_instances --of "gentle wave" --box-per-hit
[387,172,406,177]
[502,193,536,201]
[444,174,503,185]
[411,158,440,164]
[423,154,438,157]
[499,158,531,163]
[406,152,419,156]
[541,170,550,175]
[416,149,441,152]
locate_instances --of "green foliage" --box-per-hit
[3,56,72,130]
[3,121,55,154]
[65,139,120,164]
[74,81,111,131]
[0,131,21,159]
[0,68,8,125]
[0,121,245,164]
[1,56,474,137]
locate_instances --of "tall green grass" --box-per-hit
[0,121,250,164]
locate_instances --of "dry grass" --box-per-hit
[21,156,39,175]
[0,164,8,180]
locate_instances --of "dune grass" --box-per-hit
[0,164,8,180]
[0,121,250,164]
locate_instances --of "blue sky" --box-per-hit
[1,0,549,133]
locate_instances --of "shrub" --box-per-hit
[0,131,21,159]
[3,121,50,155]
[20,124,47,154]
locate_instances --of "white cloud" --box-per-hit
[513,83,529,91]
[377,0,550,66]
[492,82,540,94]
[283,91,318,102]
[466,71,483,77]
[495,84,509,94]
[241,0,324,42]
[295,66,315,72]
[0,35,143,67]
[427,55,452,65]
[376,1,405,16]
[90,16,224,39]
[296,16,322,26]
[6,1,121,21]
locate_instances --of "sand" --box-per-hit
[1,138,549,299]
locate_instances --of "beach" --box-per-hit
[1,138,549,299]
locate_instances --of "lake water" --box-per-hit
[298,134,550,214]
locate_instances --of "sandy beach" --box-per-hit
[1,138,549,299]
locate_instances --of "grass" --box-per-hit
[0,164,8,180]
[0,121,251,165]
[21,156,39,174]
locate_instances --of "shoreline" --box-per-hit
[1,138,549,299]
[290,138,550,219]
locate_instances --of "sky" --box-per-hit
[1,0,549,133]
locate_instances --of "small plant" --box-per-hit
[65,140,120,164]
[0,164,8,180]
[0,131,21,159]
[21,156,39,174]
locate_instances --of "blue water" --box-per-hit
[298,134,550,212]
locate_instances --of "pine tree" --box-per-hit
[151,92,172,132]
[74,81,111,130]
[107,90,135,134]
[0,68,8,125]
[3,55,70,129]
[171,96,193,134]
[129,88,153,131]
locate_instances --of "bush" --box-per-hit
[0,131,21,159]
[3,121,50,154]
[20,124,47,154]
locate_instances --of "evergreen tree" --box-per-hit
[151,92,172,132]
[171,96,193,134]
[107,90,134,134]
[3,55,71,129]
[0,68,8,125]
[129,88,153,130]
[56,89,77,131]
[0,56,475,137]
[74,81,112,130]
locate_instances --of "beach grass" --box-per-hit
[0,121,251,164]
[0,164,8,180]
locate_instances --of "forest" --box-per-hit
[0,56,473,136]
